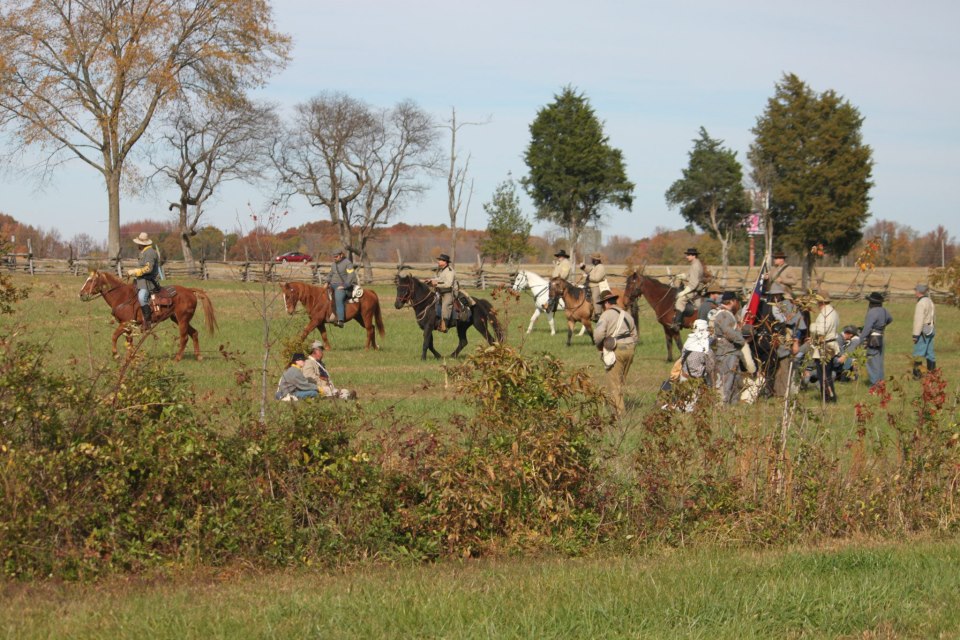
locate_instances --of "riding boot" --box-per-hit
[912,358,923,380]
[670,310,683,332]
[927,358,937,373]
[140,304,153,330]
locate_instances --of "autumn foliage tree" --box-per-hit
[0,0,291,259]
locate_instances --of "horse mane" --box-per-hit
[98,270,126,287]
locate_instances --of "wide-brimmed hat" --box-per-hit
[309,340,324,351]
[554,249,569,258]
[765,283,787,297]
[815,290,832,303]
[705,283,724,295]
[772,250,787,260]
[597,290,619,305]
[132,232,153,246]
[437,253,451,263]
[590,253,603,261]
[684,247,699,256]
[915,283,929,294]
[866,291,885,304]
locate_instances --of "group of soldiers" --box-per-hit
[669,249,939,406]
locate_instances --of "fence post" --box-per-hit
[241,262,250,282]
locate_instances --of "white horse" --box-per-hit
[511,270,585,336]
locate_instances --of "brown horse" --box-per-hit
[78,270,218,361]
[623,271,695,361]
[280,281,385,350]
[548,277,598,346]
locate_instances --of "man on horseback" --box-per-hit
[428,253,456,333]
[767,250,797,295]
[579,253,608,321]
[546,249,572,313]
[671,247,704,331]
[126,232,161,329]
[326,248,357,328]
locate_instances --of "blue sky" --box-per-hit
[5,0,959,244]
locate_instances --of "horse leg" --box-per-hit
[360,313,376,350]
[316,321,332,350]
[527,309,539,334]
[663,327,674,362]
[187,322,201,361]
[566,317,574,347]
[451,322,469,357]
[423,324,441,360]
[111,323,127,358]
[547,311,557,336]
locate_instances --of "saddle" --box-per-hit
[150,286,177,308]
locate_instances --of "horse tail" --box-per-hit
[476,300,504,343]
[194,289,219,334]
[372,296,386,338]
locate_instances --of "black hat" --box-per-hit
[597,290,619,305]
[437,253,451,263]
[772,250,787,260]
[865,291,885,304]
[684,247,699,256]
[554,249,569,258]
[720,291,738,303]
[290,352,305,363]
[842,325,858,335]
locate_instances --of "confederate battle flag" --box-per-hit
[742,262,768,326]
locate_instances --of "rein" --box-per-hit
[397,280,436,324]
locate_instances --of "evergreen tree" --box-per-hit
[522,86,634,263]
[478,177,534,264]
[665,127,750,278]
[749,73,874,288]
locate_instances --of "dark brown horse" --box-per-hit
[79,270,218,361]
[280,281,385,350]
[622,271,695,361]
[394,274,503,360]
[548,277,597,346]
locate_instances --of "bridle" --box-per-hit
[80,273,125,301]
[396,277,438,323]
[552,278,589,314]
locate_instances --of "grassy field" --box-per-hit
[3,538,960,639]
[10,271,956,422]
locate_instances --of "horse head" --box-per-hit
[394,274,414,309]
[280,282,299,315]
[548,276,567,298]
[511,270,528,292]
[622,271,640,306]
[79,270,111,301]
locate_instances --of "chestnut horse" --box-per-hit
[547,277,599,346]
[622,271,694,361]
[280,281,385,350]
[78,270,218,361]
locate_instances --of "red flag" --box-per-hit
[742,262,767,326]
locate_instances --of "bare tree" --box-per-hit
[0,0,290,259]
[346,100,441,279]
[442,108,487,263]
[275,94,440,278]
[150,96,278,269]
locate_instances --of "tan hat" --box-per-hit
[597,290,619,305]
[309,340,324,351]
[815,290,832,303]
[132,232,153,246]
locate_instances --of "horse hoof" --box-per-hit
[196,355,203,362]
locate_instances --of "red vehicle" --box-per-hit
[274,251,313,263]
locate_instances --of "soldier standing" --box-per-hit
[859,292,893,388]
[593,291,638,417]
[712,291,744,404]
[808,291,840,403]
[912,283,936,378]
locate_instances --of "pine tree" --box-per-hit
[478,177,534,264]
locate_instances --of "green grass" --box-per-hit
[3,538,960,639]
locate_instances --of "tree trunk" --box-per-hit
[359,235,372,283]
[802,251,815,291]
[450,225,459,265]
[106,170,122,261]
[181,231,195,271]
[719,233,730,282]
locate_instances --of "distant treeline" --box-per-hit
[2,212,956,268]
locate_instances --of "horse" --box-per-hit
[622,271,694,361]
[394,274,503,360]
[510,270,586,337]
[78,270,218,361]
[547,277,599,347]
[280,281,385,350]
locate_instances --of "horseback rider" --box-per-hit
[546,248,572,313]
[671,247,704,331]
[428,253,456,333]
[126,232,161,329]
[579,253,608,321]
[326,248,357,328]
[766,250,797,295]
